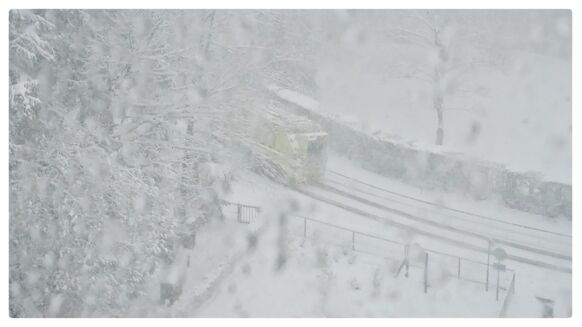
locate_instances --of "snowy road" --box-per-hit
[294,156,571,274]
[297,184,570,273]
[321,179,570,260]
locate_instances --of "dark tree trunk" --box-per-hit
[436,107,444,146]
[433,38,447,146]
[434,91,444,146]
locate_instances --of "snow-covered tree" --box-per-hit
[387,10,495,146]
[9,9,262,317]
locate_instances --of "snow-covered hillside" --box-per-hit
[313,51,571,184]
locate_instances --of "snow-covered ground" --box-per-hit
[119,215,255,317]
[184,152,571,317]
[197,233,509,317]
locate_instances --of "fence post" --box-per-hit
[457,257,461,279]
[496,268,501,301]
[405,244,410,278]
[237,204,242,223]
[486,241,491,291]
[424,252,429,294]
[499,272,516,317]
[352,231,356,251]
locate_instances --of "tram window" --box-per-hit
[307,141,324,156]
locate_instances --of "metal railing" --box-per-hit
[221,200,261,224]
[291,213,513,297]
[220,199,514,300]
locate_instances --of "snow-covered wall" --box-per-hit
[269,88,571,219]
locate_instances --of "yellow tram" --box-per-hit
[254,110,328,185]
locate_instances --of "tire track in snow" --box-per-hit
[294,185,571,274]
[315,182,571,261]
[325,177,570,252]
[327,169,571,238]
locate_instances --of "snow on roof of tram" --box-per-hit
[288,132,328,138]
[267,84,320,111]
[262,105,322,133]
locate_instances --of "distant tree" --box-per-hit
[387,10,494,146]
